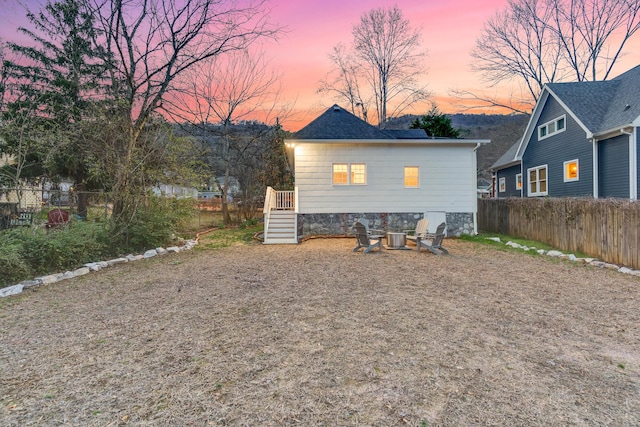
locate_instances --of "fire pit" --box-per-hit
[386,232,407,249]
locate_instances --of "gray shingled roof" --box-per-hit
[546,64,640,133]
[292,105,430,140]
[491,140,521,170]
[293,105,394,139]
[385,129,429,139]
[600,65,640,131]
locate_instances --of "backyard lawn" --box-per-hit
[1,237,639,426]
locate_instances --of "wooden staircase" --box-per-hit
[263,210,297,244]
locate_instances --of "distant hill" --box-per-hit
[386,113,530,180]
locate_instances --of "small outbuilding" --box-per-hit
[263,105,490,243]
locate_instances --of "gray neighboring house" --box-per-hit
[492,64,640,199]
[262,104,490,243]
[491,140,523,198]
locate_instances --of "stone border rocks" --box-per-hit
[487,237,640,277]
[0,239,198,298]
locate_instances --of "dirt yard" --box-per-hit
[1,237,639,426]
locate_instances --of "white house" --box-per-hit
[263,105,489,243]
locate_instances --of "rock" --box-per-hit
[166,246,181,253]
[619,267,633,274]
[590,260,606,268]
[84,262,102,272]
[506,241,521,248]
[125,254,143,262]
[156,247,167,255]
[143,249,158,258]
[107,257,128,266]
[73,267,90,276]
[604,263,620,270]
[0,284,23,298]
[36,274,62,285]
[547,250,563,257]
[63,271,75,279]
[19,280,40,289]
[537,249,546,255]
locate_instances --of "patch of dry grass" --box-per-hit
[1,238,639,426]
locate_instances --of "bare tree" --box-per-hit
[84,0,279,223]
[167,48,286,224]
[318,44,371,122]
[464,0,640,111]
[321,5,429,127]
[552,0,640,81]
[471,0,562,103]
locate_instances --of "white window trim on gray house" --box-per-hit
[499,177,506,193]
[563,159,579,182]
[528,164,548,196]
[538,115,566,140]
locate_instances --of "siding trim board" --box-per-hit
[627,128,637,200]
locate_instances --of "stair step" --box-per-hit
[264,211,297,244]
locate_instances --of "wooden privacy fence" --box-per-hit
[478,198,640,270]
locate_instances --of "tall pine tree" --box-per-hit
[2,0,109,217]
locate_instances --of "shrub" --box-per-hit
[0,222,115,288]
[20,222,114,276]
[109,196,196,253]
[0,229,32,287]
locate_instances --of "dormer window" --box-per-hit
[538,115,566,140]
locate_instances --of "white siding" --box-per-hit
[294,142,477,214]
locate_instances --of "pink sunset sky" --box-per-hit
[2,0,640,131]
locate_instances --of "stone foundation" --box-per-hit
[298,212,475,238]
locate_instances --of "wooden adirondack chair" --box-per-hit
[352,219,383,253]
[417,222,449,255]
[405,218,429,250]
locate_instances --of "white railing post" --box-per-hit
[274,190,295,210]
[263,187,275,231]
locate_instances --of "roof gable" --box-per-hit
[293,105,395,140]
[543,64,640,134]
[546,80,619,131]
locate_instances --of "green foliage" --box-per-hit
[21,222,112,274]
[0,230,32,286]
[0,221,114,287]
[0,197,202,287]
[459,232,588,258]
[1,0,111,207]
[109,196,197,253]
[257,125,294,191]
[197,223,261,250]
[410,104,461,138]
[459,232,556,252]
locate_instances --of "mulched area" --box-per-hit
[1,237,639,426]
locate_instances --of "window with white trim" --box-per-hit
[350,163,366,185]
[528,165,548,196]
[564,159,579,182]
[332,163,348,185]
[499,177,506,193]
[333,163,367,185]
[404,166,419,188]
[538,115,566,140]
[516,173,522,190]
